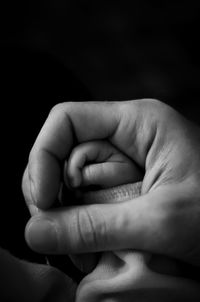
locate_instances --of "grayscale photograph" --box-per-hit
[0,1,200,301]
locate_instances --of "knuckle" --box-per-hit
[49,102,65,115]
[83,165,93,183]
[49,102,79,123]
[131,98,161,108]
[134,98,172,116]
[49,102,77,117]
[76,206,105,252]
[76,207,97,251]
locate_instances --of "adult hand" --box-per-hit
[23,99,200,265]
[0,247,76,301]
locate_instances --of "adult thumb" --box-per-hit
[24,185,163,254]
[25,182,198,265]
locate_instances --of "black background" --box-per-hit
[0,0,200,282]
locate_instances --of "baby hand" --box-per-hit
[65,140,142,189]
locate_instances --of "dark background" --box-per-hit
[0,0,200,281]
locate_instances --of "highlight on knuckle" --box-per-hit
[49,101,77,118]
[49,103,65,116]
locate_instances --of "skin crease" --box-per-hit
[23,99,200,266]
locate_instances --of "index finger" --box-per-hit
[23,102,120,209]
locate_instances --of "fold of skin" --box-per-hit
[73,182,200,302]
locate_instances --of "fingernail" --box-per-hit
[26,218,58,253]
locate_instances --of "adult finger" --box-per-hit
[23,102,121,210]
[25,182,199,264]
[0,247,76,302]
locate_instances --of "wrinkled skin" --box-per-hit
[23,99,200,265]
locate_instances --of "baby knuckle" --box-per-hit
[83,165,93,182]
